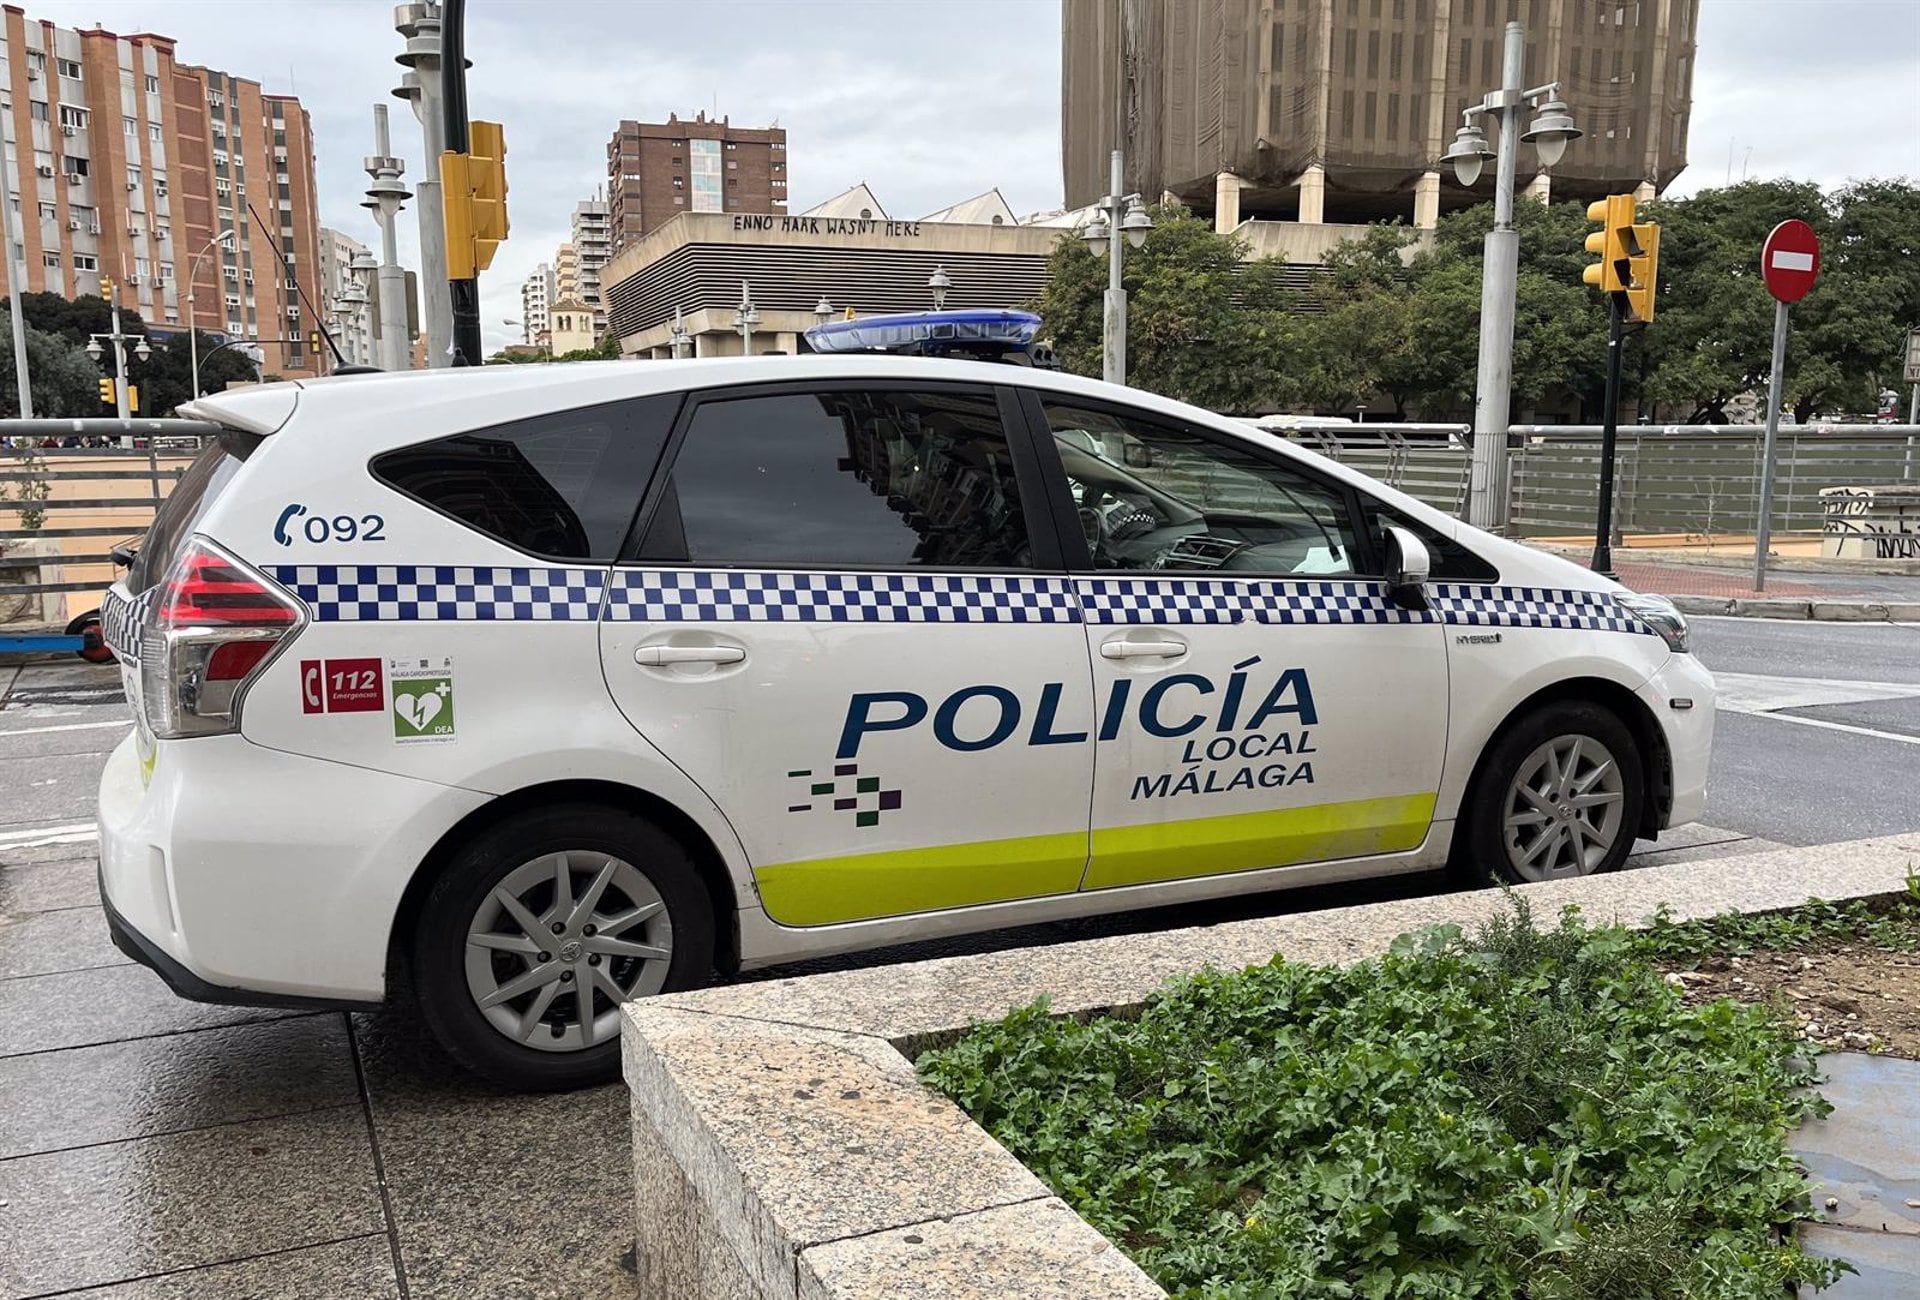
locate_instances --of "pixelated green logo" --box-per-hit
[392,675,455,741]
[786,764,901,828]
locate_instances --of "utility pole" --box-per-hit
[0,139,32,418]
[394,3,452,367]
[362,104,414,372]
[440,0,481,366]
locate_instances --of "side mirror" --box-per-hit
[1123,440,1154,469]
[1383,525,1430,610]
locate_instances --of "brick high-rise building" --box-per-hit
[0,8,325,378]
[605,111,787,252]
[1062,0,1697,229]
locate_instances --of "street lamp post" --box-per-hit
[669,306,691,359]
[186,230,237,399]
[927,266,950,311]
[86,276,150,440]
[362,102,413,373]
[1080,149,1154,385]
[732,282,759,355]
[812,297,834,330]
[1441,19,1580,533]
[394,2,452,368]
[0,138,33,417]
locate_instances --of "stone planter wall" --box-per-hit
[623,835,1920,1299]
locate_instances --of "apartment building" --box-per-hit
[570,198,610,334]
[606,111,787,252]
[0,8,324,377]
[318,226,372,367]
[519,260,551,347]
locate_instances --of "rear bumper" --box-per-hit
[96,730,489,1004]
[100,864,372,1011]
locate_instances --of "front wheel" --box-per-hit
[410,805,715,1091]
[1457,701,1644,885]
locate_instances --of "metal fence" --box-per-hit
[1,434,211,625]
[1507,426,1920,547]
[1282,425,1475,516]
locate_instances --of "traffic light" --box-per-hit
[1582,193,1660,323]
[1582,194,1635,295]
[127,385,139,414]
[441,120,509,279]
[98,377,115,406]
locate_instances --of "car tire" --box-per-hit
[410,803,715,1091]
[1455,700,1644,887]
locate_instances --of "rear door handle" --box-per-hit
[1100,639,1187,660]
[635,645,746,666]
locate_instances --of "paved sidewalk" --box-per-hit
[1795,1053,1920,1298]
[1528,545,1920,617]
[0,658,1823,1298]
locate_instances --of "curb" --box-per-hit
[1668,596,1920,623]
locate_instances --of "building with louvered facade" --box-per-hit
[1063,0,1697,229]
[604,185,1062,358]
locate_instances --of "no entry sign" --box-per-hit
[1761,220,1820,303]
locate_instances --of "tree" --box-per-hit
[1032,207,1297,412]
[0,326,109,418]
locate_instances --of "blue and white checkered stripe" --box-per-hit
[604,570,1081,624]
[268,565,606,622]
[1430,584,1653,635]
[1076,577,1423,625]
[99,587,151,657]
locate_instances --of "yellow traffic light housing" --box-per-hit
[127,384,139,414]
[1622,219,1659,324]
[98,377,115,405]
[441,120,509,279]
[1582,194,1634,294]
[1582,193,1659,323]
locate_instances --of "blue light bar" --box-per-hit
[803,309,1041,355]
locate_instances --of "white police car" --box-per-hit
[96,353,1711,1089]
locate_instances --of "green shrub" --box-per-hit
[920,900,1847,1299]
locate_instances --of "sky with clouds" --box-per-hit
[27,0,1920,356]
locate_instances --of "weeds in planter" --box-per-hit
[920,897,1849,1299]
[1636,881,1920,963]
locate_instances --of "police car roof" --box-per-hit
[180,355,1110,439]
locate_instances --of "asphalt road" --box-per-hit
[1687,615,1920,847]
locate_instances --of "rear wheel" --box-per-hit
[411,804,714,1091]
[66,610,114,664]
[1458,701,1644,885]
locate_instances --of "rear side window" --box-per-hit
[374,396,678,561]
[637,388,1032,569]
[129,436,250,594]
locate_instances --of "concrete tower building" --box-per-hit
[1061,0,1698,229]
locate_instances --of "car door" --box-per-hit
[1022,393,1450,892]
[598,381,1096,928]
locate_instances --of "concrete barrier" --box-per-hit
[623,835,1920,1299]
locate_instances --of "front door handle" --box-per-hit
[635,644,746,667]
[1100,639,1187,660]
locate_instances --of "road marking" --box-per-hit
[0,720,133,737]
[1712,671,1920,714]
[0,822,98,849]
[1735,711,1920,748]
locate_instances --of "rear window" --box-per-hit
[373,396,678,561]
[128,436,251,594]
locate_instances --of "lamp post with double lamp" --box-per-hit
[732,282,759,355]
[1439,19,1581,533]
[86,277,150,444]
[186,230,237,399]
[1080,149,1154,385]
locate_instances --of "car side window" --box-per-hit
[637,388,1033,569]
[373,396,678,561]
[1041,401,1363,576]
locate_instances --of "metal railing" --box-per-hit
[1506,426,1920,546]
[2,421,217,620]
[1280,425,1474,515]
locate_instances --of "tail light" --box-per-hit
[140,536,304,739]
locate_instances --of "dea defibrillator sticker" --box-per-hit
[390,657,456,743]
